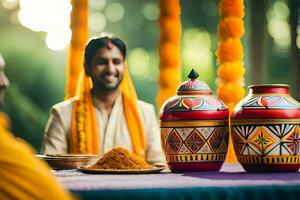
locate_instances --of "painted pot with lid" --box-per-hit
[231,84,300,172]
[159,69,229,172]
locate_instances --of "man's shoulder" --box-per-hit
[51,97,78,114]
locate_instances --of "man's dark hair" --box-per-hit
[84,36,126,66]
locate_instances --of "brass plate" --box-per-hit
[36,154,100,170]
[77,165,166,174]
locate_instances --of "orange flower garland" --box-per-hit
[65,0,89,153]
[157,0,182,109]
[216,0,246,162]
[65,0,88,99]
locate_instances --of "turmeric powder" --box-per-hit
[89,147,151,170]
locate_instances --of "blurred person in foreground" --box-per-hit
[0,54,74,200]
[41,34,166,165]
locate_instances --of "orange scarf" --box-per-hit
[0,127,74,200]
[70,64,146,157]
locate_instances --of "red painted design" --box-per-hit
[182,98,202,109]
[237,143,246,155]
[259,96,283,107]
[178,80,211,91]
[286,130,300,155]
[260,97,269,107]
[250,85,289,94]
[231,108,300,119]
[185,130,205,153]
[166,130,182,154]
[168,162,223,172]
[164,98,180,110]
[208,129,224,152]
[160,110,229,120]
[232,131,246,154]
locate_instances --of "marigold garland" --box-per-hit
[216,39,244,62]
[219,0,245,18]
[65,0,88,99]
[66,0,89,153]
[217,61,245,82]
[216,0,246,162]
[157,0,182,109]
[218,17,245,40]
[75,80,88,153]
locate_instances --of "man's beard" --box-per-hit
[93,79,122,92]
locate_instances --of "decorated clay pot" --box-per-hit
[231,84,300,172]
[159,69,229,172]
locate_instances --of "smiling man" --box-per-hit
[41,35,165,165]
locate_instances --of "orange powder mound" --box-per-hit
[89,147,151,170]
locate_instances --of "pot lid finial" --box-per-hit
[177,68,212,95]
[188,69,199,80]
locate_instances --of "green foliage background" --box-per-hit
[0,0,295,150]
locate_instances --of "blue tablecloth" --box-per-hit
[54,163,300,200]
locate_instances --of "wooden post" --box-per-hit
[249,0,267,84]
[289,0,300,100]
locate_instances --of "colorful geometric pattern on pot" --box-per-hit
[177,80,211,92]
[241,95,300,109]
[163,96,227,112]
[231,120,300,157]
[161,123,229,157]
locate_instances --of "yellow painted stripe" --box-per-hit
[160,120,228,127]
[166,153,227,162]
[237,155,300,164]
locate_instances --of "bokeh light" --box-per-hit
[17,0,71,51]
[2,0,18,10]
[267,1,290,51]
[89,12,106,33]
[105,2,124,22]
[272,1,289,20]
[128,48,150,77]
[45,28,71,51]
[182,28,214,83]
[268,19,290,49]
[143,3,159,21]
[89,0,106,11]
[10,10,19,24]
[297,25,300,49]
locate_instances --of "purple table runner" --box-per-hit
[53,163,300,191]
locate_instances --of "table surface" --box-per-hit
[53,163,300,200]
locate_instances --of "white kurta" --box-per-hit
[41,95,166,165]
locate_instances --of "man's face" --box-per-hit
[86,46,125,92]
[0,59,9,106]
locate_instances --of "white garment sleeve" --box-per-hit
[143,104,167,165]
[40,107,68,154]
